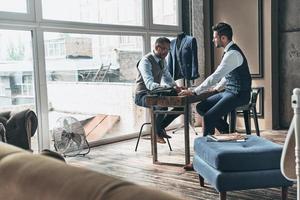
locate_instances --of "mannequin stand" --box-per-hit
[173,79,198,135]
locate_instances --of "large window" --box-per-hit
[0,0,182,149]
[45,32,144,144]
[42,0,143,26]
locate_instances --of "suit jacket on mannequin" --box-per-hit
[168,33,199,80]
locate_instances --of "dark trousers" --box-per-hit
[196,91,250,136]
[135,92,183,136]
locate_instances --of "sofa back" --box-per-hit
[0,143,180,200]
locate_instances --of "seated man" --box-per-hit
[135,37,183,144]
[179,22,252,136]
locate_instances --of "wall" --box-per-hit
[278,0,300,128]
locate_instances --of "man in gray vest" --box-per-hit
[135,37,183,144]
[179,22,252,136]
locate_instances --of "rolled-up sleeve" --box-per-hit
[161,62,176,87]
[194,50,243,94]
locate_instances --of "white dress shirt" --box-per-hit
[194,41,244,94]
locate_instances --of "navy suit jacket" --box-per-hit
[167,35,199,80]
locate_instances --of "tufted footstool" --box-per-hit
[193,136,294,200]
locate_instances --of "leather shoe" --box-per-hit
[157,136,166,144]
[160,129,172,139]
[183,163,194,171]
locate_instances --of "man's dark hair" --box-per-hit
[155,37,171,46]
[212,22,233,40]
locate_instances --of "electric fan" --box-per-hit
[52,116,90,157]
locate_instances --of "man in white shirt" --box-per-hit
[179,22,252,136]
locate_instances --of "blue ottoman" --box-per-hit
[193,136,293,200]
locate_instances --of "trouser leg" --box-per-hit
[197,91,250,136]
[196,93,226,135]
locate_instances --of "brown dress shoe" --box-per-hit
[183,163,194,171]
[157,136,166,144]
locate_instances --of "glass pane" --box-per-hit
[152,0,178,25]
[0,29,37,151]
[44,32,145,146]
[42,0,143,26]
[0,0,27,13]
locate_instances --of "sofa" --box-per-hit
[0,142,181,200]
[0,109,38,150]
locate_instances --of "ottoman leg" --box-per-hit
[281,186,288,200]
[198,175,204,187]
[219,192,226,200]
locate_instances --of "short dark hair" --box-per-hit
[212,22,233,40]
[155,37,171,47]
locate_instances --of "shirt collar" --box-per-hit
[224,41,234,53]
[151,51,163,63]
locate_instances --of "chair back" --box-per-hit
[249,88,261,108]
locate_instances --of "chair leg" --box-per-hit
[281,186,288,200]
[166,138,172,151]
[229,110,237,133]
[252,107,260,136]
[199,175,204,187]
[135,122,151,152]
[219,192,226,200]
[243,110,251,135]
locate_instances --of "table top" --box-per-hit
[145,91,217,107]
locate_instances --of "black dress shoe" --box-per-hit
[157,136,166,144]
[160,129,172,138]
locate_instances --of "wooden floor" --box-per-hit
[66,129,296,200]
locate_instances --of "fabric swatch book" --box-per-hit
[207,133,247,142]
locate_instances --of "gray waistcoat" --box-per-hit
[135,53,163,94]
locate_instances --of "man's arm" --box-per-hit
[193,50,243,94]
[161,60,177,87]
[213,77,226,91]
[138,58,161,90]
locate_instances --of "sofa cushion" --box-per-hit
[0,143,180,200]
[194,135,283,172]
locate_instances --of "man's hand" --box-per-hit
[178,89,194,96]
[174,85,187,93]
[208,88,218,94]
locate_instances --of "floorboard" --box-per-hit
[66,129,296,200]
